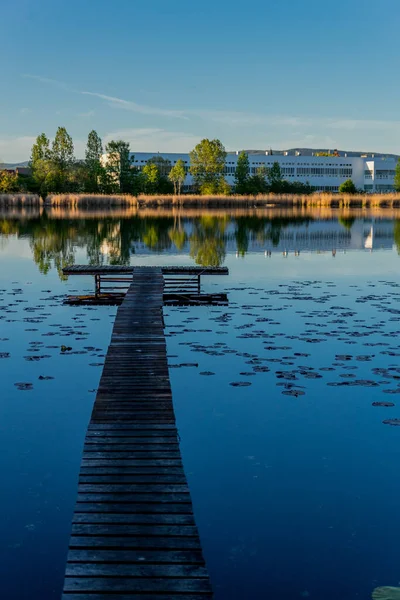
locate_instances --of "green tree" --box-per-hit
[30,133,51,168]
[51,127,75,172]
[394,158,400,192]
[85,130,103,193]
[146,156,174,193]
[29,133,52,195]
[147,155,171,178]
[140,163,160,193]
[199,178,231,195]
[0,170,20,192]
[168,159,186,195]
[104,140,137,193]
[189,139,227,194]
[268,162,284,192]
[234,151,250,194]
[339,179,357,194]
[247,166,269,194]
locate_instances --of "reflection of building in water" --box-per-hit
[100,224,122,259]
[364,226,374,250]
[129,219,396,256]
[243,220,392,252]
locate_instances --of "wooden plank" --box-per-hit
[65,564,208,577]
[69,536,202,550]
[63,265,228,275]
[63,578,212,593]
[62,595,211,600]
[77,484,190,493]
[67,548,204,563]
[74,503,193,514]
[63,267,213,598]
[72,513,195,525]
[71,524,199,537]
[76,493,191,504]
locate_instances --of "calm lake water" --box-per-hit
[1,209,400,599]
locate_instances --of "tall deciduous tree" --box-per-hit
[267,162,284,192]
[189,139,227,194]
[234,152,250,194]
[30,133,51,168]
[52,127,74,171]
[104,140,137,193]
[50,127,74,191]
[141,163,160,193]
[85,130,103,192]
[168,159,186,195]
[29,133,53,195]
[394,158,400,192]
[0,170,19,192]
[147,155,171,178]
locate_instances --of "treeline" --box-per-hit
[0,128,184,197]
[4,129,394,197]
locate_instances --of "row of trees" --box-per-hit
[2,129,400,195]
[27,128,187,197]
[232,150,314,194]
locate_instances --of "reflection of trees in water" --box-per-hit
[234,216,313,254]
[189,216,228,267]
[394,221,400,254]
[338,216,356,230]
[0,213,316,277]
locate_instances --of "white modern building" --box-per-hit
[128,151,398,193]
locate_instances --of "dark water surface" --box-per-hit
[1,210,400,599]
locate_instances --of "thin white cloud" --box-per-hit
[82,91,189,119]
[103,128,201,153]
[22,74,72,91]
[22,74,188,120]
[20,73,400,135]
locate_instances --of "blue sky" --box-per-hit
[1,0,400,161]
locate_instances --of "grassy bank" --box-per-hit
[0,193,41,205]
[47,192,400,208]
[45,193,138,207]
[3,192,400,209]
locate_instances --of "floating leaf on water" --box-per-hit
[372,586,400,599]
[14,382,33,391]
[282,389,305,397]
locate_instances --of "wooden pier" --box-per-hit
[63,265,229,306]
[63,267,214,599]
